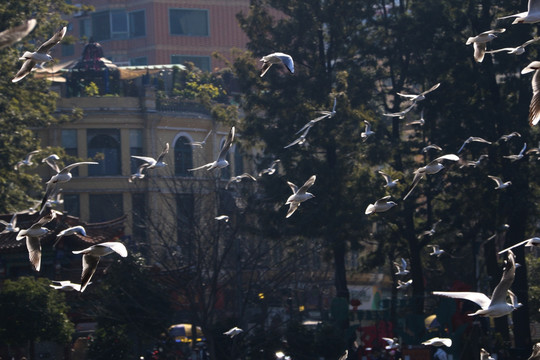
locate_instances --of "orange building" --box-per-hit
[54,0,251,70]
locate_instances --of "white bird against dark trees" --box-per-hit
[14,149,40,170]
[428,244,446,257]
[361,120,375,141]
[403,154,459,200]
[40,161,99,214]
[285,175,316,218]
[50,280,85,292]
[0,19,37,50]
[498,0,540,24]
[131,143,169,170]
[72,242,128,292]
[191,130,212,148]
[285,126,311,149]
[53,225,87,248]
[503,143,527,162]
[260,52,294,77]
[461,154,489,168]
[488,175,512,190]
[223,327,243,338]
[406,108,425,126]
[521,61,540,126]
[465,29,505,63]
[189,127,235,171]
[16,217,51,272]
[457,136,492,154]
[422,337,452,347]
[481,348,495,360]
[382,337,400,350]
[42,154,60,173]
[0,213,19,234]
[421,220,442,237]
[422,144,443,153]
[128,163,150,183]
[365,196,397,215]
[433,250,516,318]
[395,258,410,276]
[226,173,257,189]
[499,237,540,254]
[486,37,540,55]
[378,170,399,188]
[258,159,280,177]
[295,99,337,135]
[383,102,416,119]
[397,83,441,103]
[397,279,412,290]
[215,215,230,222]
[508,289,523,310]
[12,26,67,83]
[498,131,521,142]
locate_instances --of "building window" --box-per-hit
[61,43,75,57]
[234,146,244,176]
[131,193,147,244]
[129,129,143,174]
[89,194,123,223]
[169,9,209,37]
[87,129,121,176]
[111,10,128,39]
[79,18,91,38]
[176,194,194,245]
[171,55,211,72]
[130,57,148,66]
[129,10,146,38]
[62,129,78,176]
[174,136,193,177]
[63,194,80,217]
[91,11,111,41]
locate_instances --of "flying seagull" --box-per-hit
[486,37,540,55]
[0,19,37,50]
[225,173,257,189]
[498,131,521,142]
[422,337,452,347]
[378,170,399,188]
[457,136,492,154]
[422,144,443,153]
[258,159,280,177]
[131,143,169,170]
[16,217,51,272]
[503,142,527,162]
[14,149,40,170]
[481,348,495,360]
[397,279,412,290]
[285,175,316,218]
[285,126,311,149]
[488,175,512,190]
[499,237,540,254]
[215,215,230,222]
[421,220,442,237]
[498,0,540,24]
[382,337,400,350]
[191,130,212,148]
[397,83,440,103]
[40,161,98,214]
[189,127,235,171]
[361,120,375,141]
[428,244,445,257]
[433,250,516,317]
[521,61,540,126]
[406,108,425,126]
[394,258,409,276]
[223,327,243,338]
[0,213,19,234]
[53,225,87,248]
[72,242,128,292]
[13,26,67,82]
[42,154,60,173]
[260,52,294,77]
[128,163,150,183]
[365,196,397,215]
[403,154,459,200]
[50,280,86,292]
[383,102,416,119]
[461,154,489,168]
[466,29,506,63]
[295,99,337,135]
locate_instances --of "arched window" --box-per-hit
[87,129,121,176]
[175,136,193,176]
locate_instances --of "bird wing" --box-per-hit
[297,175,316,195]
[523,37,540,47]
[457,140,468,154]
[433,291,491,309]
[217,126,235,161]
[43,156,60,173]
[401,258,408,271]
[260,62,273,77]
[277,53,294,73]
[284,135,305,148]
[12,58,36,82]
[286,202,300,218]
[287,181,299,194]
[99,241,128,257]
[0,19,37,49]
[156,142,170,163]
[11,213,17,228]
[403,171,425,200]
[188,162,212,171]
[25,149,40,161]
[530,69,540,125]
[485,47,517,54]
[332,97,337,113]
[374,196,392,205]
[490,250,515,305]
[131,155,156,165]
[378,171,392,184]
[80,254,100,292]
[36,26,66,53]
[470,136,492,144]
[488,175,502,187]
[26,236,42,272]
[519,142,527,156]
[420,82,441,96]
[60,161,99,174]
[473,42,487,62]
[396,92,417,99]
[432,154,459,164]
[239,173,257,181]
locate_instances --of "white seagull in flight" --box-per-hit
[397,83,440,103]
[466,29,506,63]
[285,175,316,218]
[403,154,459,200]
[189,127,235,171]
[131,143,169,169]
[498,0,540,24]
[260,52,294,77]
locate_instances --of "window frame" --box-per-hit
[168,8,210,37]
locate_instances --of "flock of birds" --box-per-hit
[3,0,540,357]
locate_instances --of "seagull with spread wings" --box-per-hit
[285,175,316,218]
[488,175,512,190]
[295,98,337,135]
[486,37,540,55]
[403,154,459,200]
[433,250,517,317]
[131,143,169,170]
[260,52,294,77]
[0,213,19,234]
[378,170,399,188]
[258,159,280,177]
[13,26,67,82]
[365,196,397,215]
[225,173,257,189]
[16,216,52,272]
[397,83,440,103]
[285,126,311,149]
[361,120,375,141]
[466,29,505,63]
[191,130,212,148]
[189,127,235,171]
[0,19,36,50]
[457,136,492,154]
[14,149,40,170]
[503,143,527,162]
